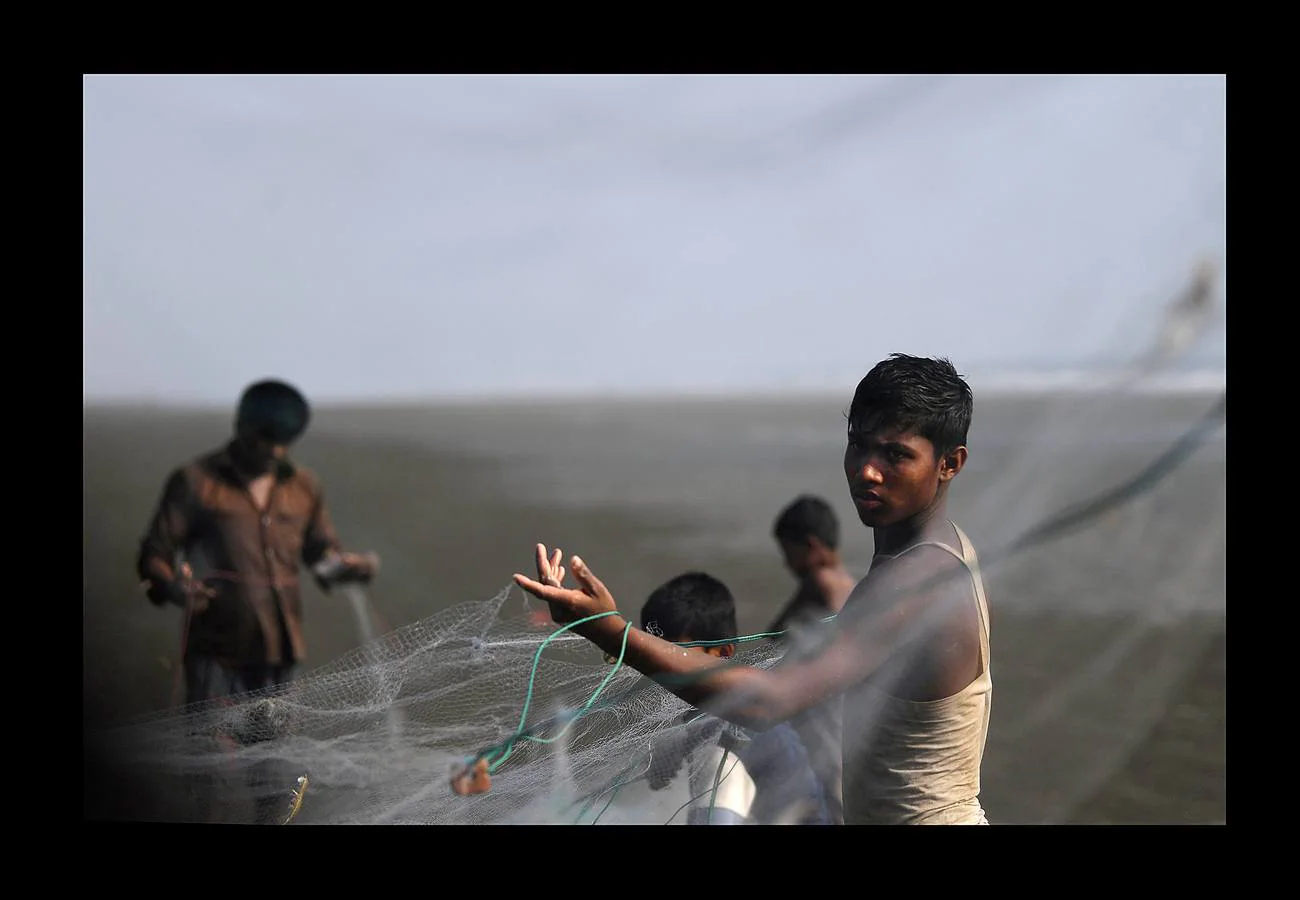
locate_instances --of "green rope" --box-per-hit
[466,611,825,773]
[707,748,728,824]
[469,609,632,772]
[662,753,743,826]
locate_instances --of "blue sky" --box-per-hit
[83,74,1226,404]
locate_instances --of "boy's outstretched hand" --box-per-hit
[513,544,619,626]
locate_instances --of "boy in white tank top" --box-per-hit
[510,354,992,825]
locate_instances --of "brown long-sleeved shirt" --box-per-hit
[136,442,342,667]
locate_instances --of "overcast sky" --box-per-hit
[83,74,1226,405]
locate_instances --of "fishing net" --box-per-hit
[84,261,1225,825]
[89,584,806,824]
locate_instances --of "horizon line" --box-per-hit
[84,367,1227,411]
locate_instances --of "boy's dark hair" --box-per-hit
[640,572,737,645]
[847,354,973,458]
[772,494,839,549]
[237,379,311,444]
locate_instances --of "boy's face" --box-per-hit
[233,421,291,474]
[843,418,964,528]
[778,537,814,576]
[774,533,826,577]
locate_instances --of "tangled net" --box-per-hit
[88,587,803,824]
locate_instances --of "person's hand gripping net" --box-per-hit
[141,561,218,613]
[449,757,492,796]
[177,562,218,613]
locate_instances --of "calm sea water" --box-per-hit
[303,388,1226,614]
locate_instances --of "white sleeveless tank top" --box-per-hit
[841,522,992,825]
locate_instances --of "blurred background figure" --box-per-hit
[767,494,857,824]
[135,378,379,821]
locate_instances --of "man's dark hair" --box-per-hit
[847,354,973,458]
[236,379,311,444]
[772,494,839,549]
[640,572,737,645]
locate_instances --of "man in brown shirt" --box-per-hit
[137,379,379,823]
[137,379,379,705]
